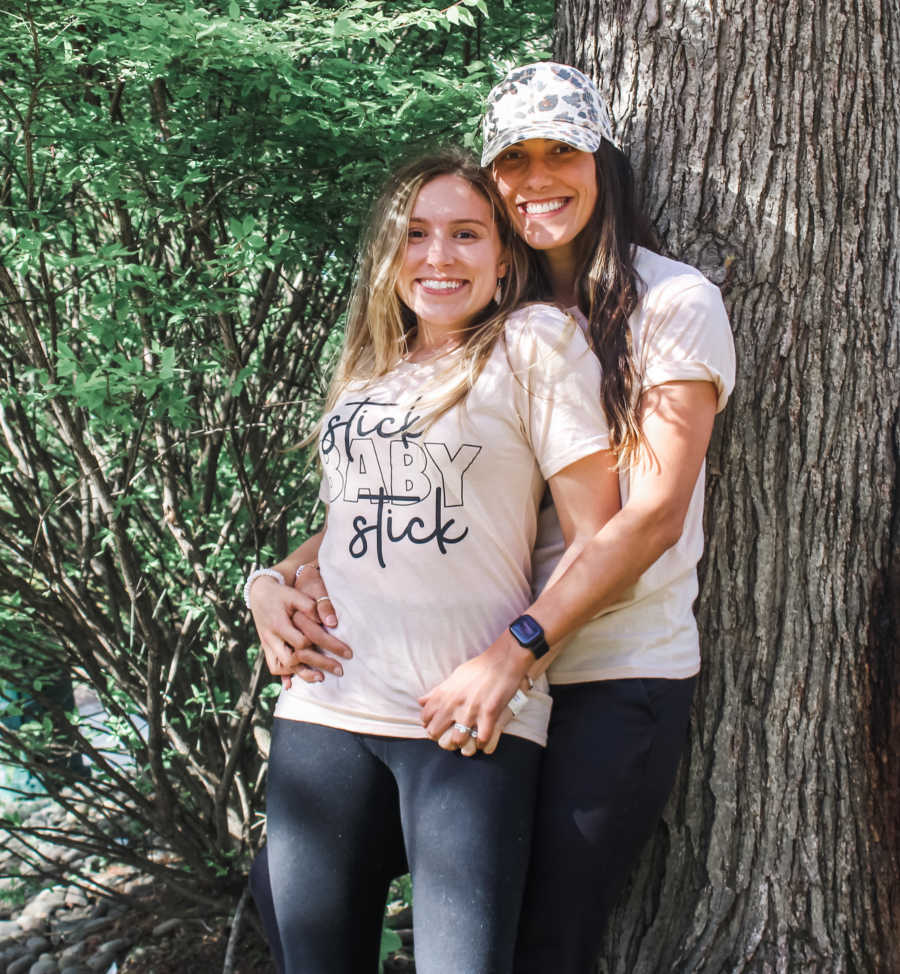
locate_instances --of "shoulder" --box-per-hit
[631,248,736,408]
[634,247,725,311]
[499,303,600,395]
[503,302,574,339]
[502,303,587,362]
[632,247,731,347]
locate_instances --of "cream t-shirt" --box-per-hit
[533,247,736,684]
[275,304,610,744]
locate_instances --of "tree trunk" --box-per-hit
[555,2,899,971]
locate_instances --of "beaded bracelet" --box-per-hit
[242,568,285,609]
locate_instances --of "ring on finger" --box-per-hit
[315,596,331,605]
[453,721,477,739]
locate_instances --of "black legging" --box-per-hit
[252,677,694,974]
[262,718,541,974]
[513,676,696,972]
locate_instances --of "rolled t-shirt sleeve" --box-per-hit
[639,278,736,412]
[506,304,610,480]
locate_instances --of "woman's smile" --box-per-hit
[518,197,572,217]
[396,174,506,345]
[417,277,467,293]
[493,139,598,255]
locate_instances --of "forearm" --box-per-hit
[529,502,676,652]
[525,379,719,658]
[468,509,658,692]
[418,504,674,751]
[516,531,594,681]
[470,382,719,748]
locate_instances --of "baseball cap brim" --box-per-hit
[481,122,603,167]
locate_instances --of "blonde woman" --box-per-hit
[246,148,618,973]
[252,64,736,973]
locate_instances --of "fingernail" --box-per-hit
[325,614,337,627]
[342,649,353,659]
[314,672,323,682]
[334,666,343,677]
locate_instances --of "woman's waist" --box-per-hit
[548,590,700,682]
[276,682,553,746]
[323,601,526,679]
[293,592,550,711]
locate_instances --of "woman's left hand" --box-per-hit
[435,704,515,756]
[419,633,532,753]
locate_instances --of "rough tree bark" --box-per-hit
[555,2,899,971]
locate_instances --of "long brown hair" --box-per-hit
[326,148,531,424]
[524,142,659,466]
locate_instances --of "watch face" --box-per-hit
[511,615,542,645]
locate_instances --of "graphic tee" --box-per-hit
[531,247,737,684]
[275,304,610,744]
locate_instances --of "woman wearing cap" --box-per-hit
[251,64,735,972]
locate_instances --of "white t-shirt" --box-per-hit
[275,304,610,744]
[532,247,736,684]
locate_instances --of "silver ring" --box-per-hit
[315,596,331,605]
[453,722,475,737]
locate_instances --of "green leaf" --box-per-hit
[379,927,402,969]
[159,346,176,382]
[332,17,353,38]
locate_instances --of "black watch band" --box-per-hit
[508,614,550,660]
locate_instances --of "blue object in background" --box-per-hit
[0,675,83,799]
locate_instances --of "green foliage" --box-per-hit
[0,0,552,896]
[381,872,413,969]
[380,927,404,969]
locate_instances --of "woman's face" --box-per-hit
[396,174,506,338]
[491,139,598,253]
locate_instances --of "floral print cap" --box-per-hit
[481,62,618,167]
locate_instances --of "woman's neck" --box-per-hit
[542,245,580,309]
[405,325,463,363]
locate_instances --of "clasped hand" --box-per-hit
[418,634,534,756]
[251,569,531,756]
[250,566,351,690]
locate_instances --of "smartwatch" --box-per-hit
[508,614,549,660]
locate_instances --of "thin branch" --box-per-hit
[221,886,251,974]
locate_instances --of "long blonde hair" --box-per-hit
[325,148,531,424]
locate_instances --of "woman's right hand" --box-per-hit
[249,572,351,690]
